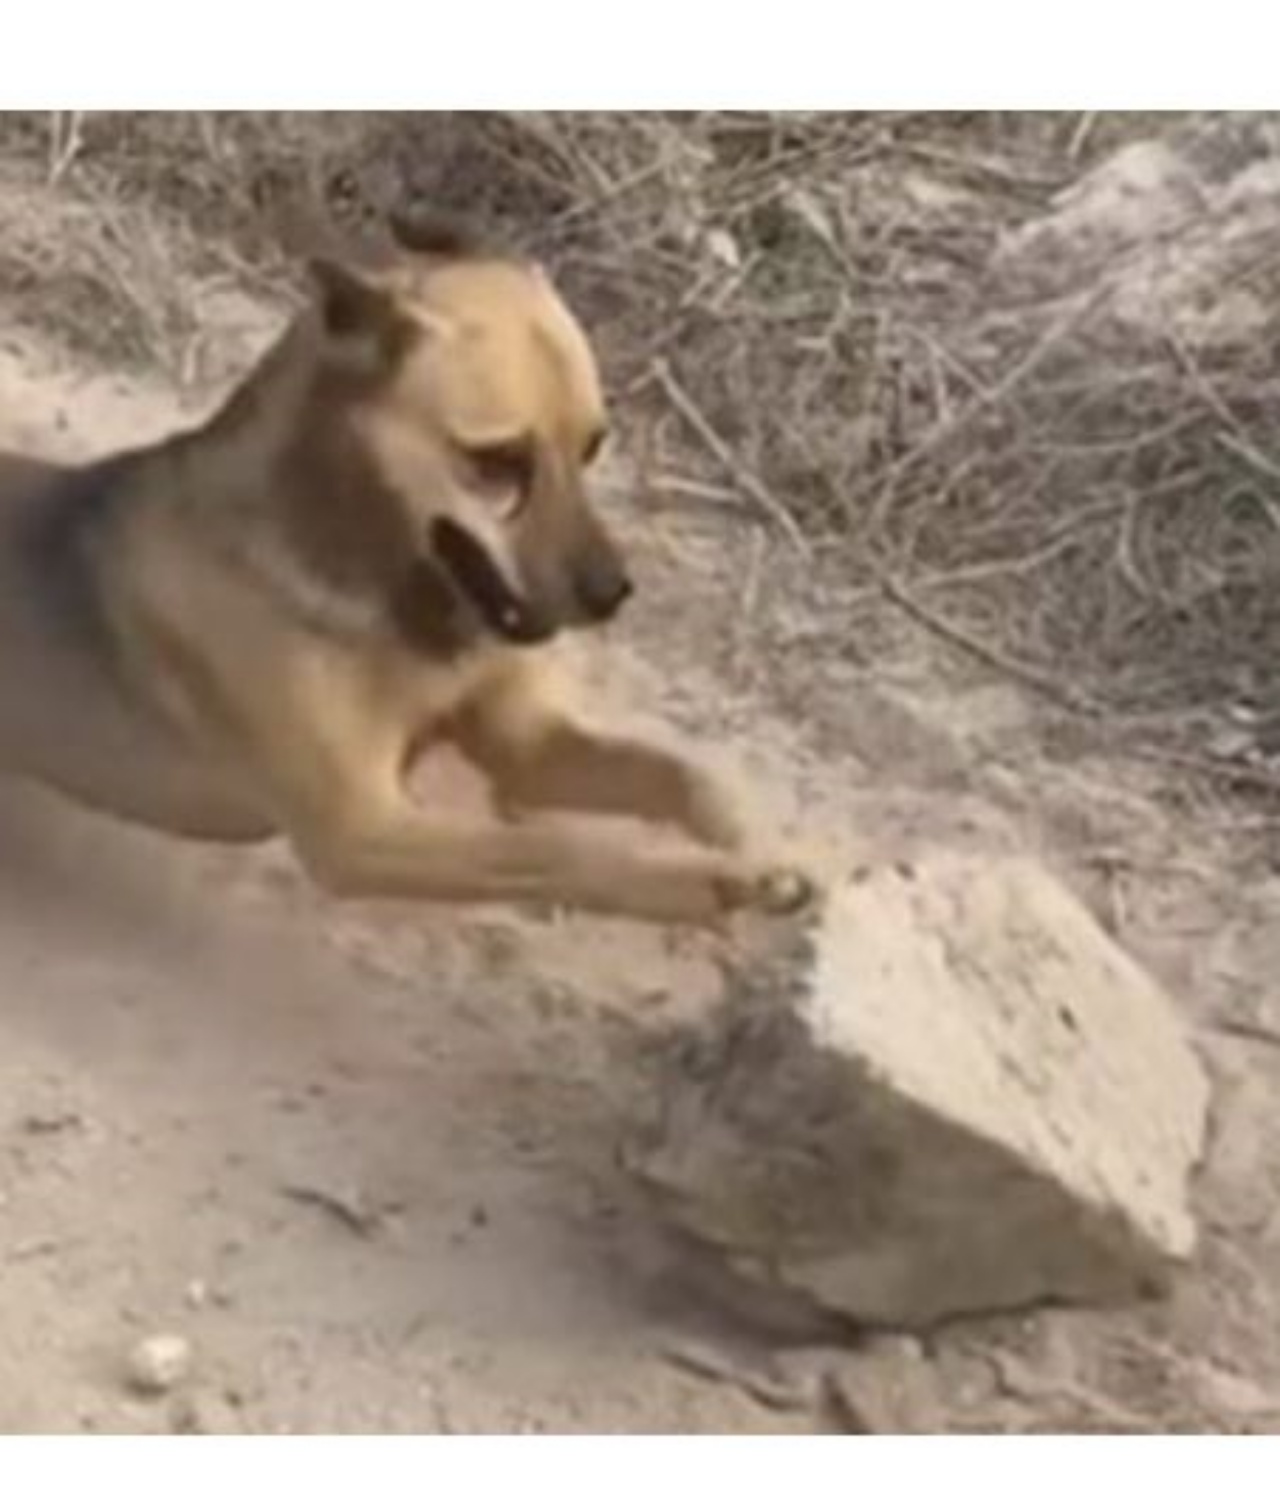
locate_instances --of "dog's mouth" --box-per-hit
[429,517,554,646]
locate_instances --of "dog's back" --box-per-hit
[0,450,275,839]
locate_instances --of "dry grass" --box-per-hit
[2,110,1280,780]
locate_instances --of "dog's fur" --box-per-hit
[0,215,811,923]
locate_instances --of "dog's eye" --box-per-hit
[582,427,608,466]
[465,441,533,517]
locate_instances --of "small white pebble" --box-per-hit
[125,1334,193,1396]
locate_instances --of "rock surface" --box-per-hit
[632,850,1210,1327]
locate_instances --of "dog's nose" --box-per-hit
[576,566,634,621]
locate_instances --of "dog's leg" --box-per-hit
[453,669,750,850]
[295,798,805,924]
[250,699,805,924]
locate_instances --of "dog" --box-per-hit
[0,212,813,925]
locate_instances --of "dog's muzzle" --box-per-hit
[430,517,554,645]
[574,563,633,623]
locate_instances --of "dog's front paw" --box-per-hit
[715,861,818,917]
[752,865,817,915]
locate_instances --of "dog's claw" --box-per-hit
[716,863,817,917]
[752,867,817,915]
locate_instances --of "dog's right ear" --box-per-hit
[309,258,412,370]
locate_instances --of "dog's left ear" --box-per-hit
[309,258,414,370]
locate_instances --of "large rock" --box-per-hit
[995,127,1280,350]
[631,850,1210,1327]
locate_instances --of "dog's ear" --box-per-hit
[309,258,413,368]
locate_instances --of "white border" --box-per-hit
[6,0,1280,1462]
[6,1,1280,108]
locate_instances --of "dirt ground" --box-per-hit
[3,167,1280,1435]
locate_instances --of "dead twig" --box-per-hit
[48,111,85,186]
[1067,112,1098,163]
[876,567,1105,717]
[279,1182,386,1239]
[1127,744,1280,796]
[636,473,753,514]
[904,141,1073,193]
[651,356,811,556]
[732,525,769,673]
[867,284,1109,534]
[903,504,1124,593]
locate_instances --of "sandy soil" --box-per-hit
[2,276,1280,1435]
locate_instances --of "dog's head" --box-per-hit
[299,215,630,649]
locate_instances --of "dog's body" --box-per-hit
[0,218,809,924]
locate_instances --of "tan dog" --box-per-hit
[0,214,812,924]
